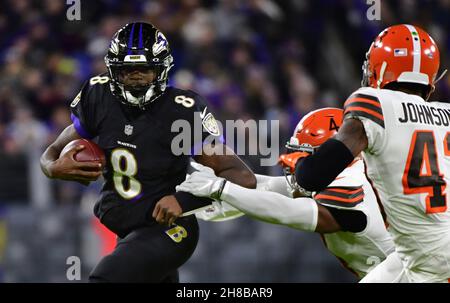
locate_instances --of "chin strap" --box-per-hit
[434,69,448,85]
[121,83,157,108]
[377,61,388,89]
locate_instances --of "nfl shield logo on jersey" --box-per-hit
[124,124,133,136]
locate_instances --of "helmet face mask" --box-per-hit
[361,45,374,87]
[283,142,315,197]
[105,22,174,108]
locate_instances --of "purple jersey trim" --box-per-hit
[71,113,94,139]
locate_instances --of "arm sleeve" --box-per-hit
[343,89,386,155]
[295,138,355,192]
[315,185,364,208]
[69,81,99,139]
[256,174,292,197]
[221,182,318,232]
[323,205,367,233]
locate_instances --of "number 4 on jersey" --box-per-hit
[402,131,448,214]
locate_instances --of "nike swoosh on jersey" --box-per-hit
[200,107,208,119]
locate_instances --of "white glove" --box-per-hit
[176,162,227,200]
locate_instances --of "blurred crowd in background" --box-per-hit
[0,0,449,282]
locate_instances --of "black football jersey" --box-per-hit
[70,74,222,224]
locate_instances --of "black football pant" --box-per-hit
[89,215,199,283]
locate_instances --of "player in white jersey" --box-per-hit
[178,108,394,279]
[290,25,450,282]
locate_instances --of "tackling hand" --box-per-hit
[176,162,226,200]
[278,152,310,173]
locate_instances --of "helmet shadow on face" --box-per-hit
[119,68,157,87]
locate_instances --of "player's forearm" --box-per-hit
[40,124,81,178]
[217,167,256,189]
[221,182,318,231]
[295,139,354,192]
[195,145,257,189]
[255,174,291,197]
[40,145,60,178]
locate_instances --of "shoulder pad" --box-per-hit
[344,87,385,128]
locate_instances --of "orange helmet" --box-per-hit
[286,108,343,153]
[362,24,441,89]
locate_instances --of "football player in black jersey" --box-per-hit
[40,22,256,282]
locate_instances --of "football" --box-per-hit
[60,138,106,166]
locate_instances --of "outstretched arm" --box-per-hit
[194,143,256,188]
[220,182,341,233]
[176,163,341,233]
[255,174,292,197]
[153,143,257,225]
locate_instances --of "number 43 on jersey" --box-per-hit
[403,131,450,214]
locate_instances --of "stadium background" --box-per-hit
[0,0,448,282]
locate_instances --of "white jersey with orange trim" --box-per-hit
[344,86,450,282]
[229,160,394,278]
[313,159,394,278]
[198,159,394,279]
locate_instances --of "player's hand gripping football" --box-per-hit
[278,152,310,173]
[176,162,227,200]
[49,145,102,184]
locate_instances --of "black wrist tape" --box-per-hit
[324,206,368,233]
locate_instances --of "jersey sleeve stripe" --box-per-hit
[71,113,94,139]
[347,93,381,104]
[324,187,364,195]
[315,196,364,208]
[343,93,385,127]
[317,189,364,201]
[344,97,381,109]
[315,193,364,203]
[344,107,385,128]
[315,186,364,207]
[344,106,383,121]
[344,100,383,116]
